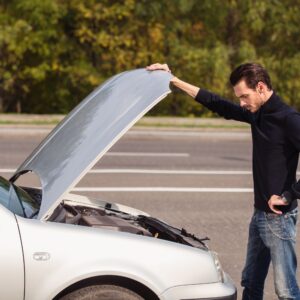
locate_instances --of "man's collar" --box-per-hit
[260,91,282,113]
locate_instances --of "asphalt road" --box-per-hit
[0,127,299,300]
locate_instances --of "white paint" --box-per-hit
[72,187,253,193]
[88,169,252,175]
[1,168,300,176]
[0,169,16,173]
[106,152,190,157]
[0,168,251,174]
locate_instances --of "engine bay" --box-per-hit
[22,186,208,250]
[47,202,209,250]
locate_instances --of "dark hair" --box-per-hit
[229,63,273,90]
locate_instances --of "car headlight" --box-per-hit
[211,251,225,282]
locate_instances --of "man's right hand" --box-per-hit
[146,63,171,73]
[268,194,289,214]
[146,63,200,98]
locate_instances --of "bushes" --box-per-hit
[1,0,300,115]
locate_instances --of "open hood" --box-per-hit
[11,69,172,220]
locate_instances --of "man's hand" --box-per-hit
[146,63,200,98]
[268,194,288,214]
[146,63,171,73]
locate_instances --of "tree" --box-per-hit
[1,0,300,115]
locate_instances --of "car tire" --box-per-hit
[59,284,145,300]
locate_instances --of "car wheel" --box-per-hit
[59,284,144,300]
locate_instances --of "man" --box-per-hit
[146,62,300,300]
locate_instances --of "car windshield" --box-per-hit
[13,184,39,218]
[0,176,39,218]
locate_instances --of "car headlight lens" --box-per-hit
[211,251,224,282]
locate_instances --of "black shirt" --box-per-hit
[195,89,300,213]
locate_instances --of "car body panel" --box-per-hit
[16,216,219,300]
[0,205,24,300]
[160,273,236,300]
[11,69,172,220]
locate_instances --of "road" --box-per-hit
[0,127,299,299]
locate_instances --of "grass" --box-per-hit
[0,120,62,125]
[135,121,249,129]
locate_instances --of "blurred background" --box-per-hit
[0,0,300,116]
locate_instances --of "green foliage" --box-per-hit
[1,0,300,115]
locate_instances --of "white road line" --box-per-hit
[1,168,300,175]
[0,168,251,174]
[88,169,252,174]
[0,169,16,173]
[72,187,253,192]
[106,152,190,157]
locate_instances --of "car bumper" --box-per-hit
[160,272,237,300]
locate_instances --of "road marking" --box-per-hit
[0,169,16,173]
[0,168,251,174]
[88,169,252,174]
[1,168,300,175]
[106,152,190,157]
[72,187,253,192]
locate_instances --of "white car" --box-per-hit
[0,69,237,300]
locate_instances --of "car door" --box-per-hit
[0,204,24,300]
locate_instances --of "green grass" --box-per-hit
[135,121,249,129]
[0,120,62,125]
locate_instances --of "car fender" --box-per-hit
[16,217,219,300]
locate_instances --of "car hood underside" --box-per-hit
[11,69,172,220]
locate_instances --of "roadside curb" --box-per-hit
[0,115,250,131]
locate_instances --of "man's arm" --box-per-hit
[171,77,200,98]
[146,63,251,123]
[146,63,199,97]
[268,112,300,214]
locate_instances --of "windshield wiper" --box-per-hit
[181,228,210,246]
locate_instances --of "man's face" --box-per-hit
[233,80,263,113]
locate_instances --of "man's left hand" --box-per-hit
[268,194,288,214]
